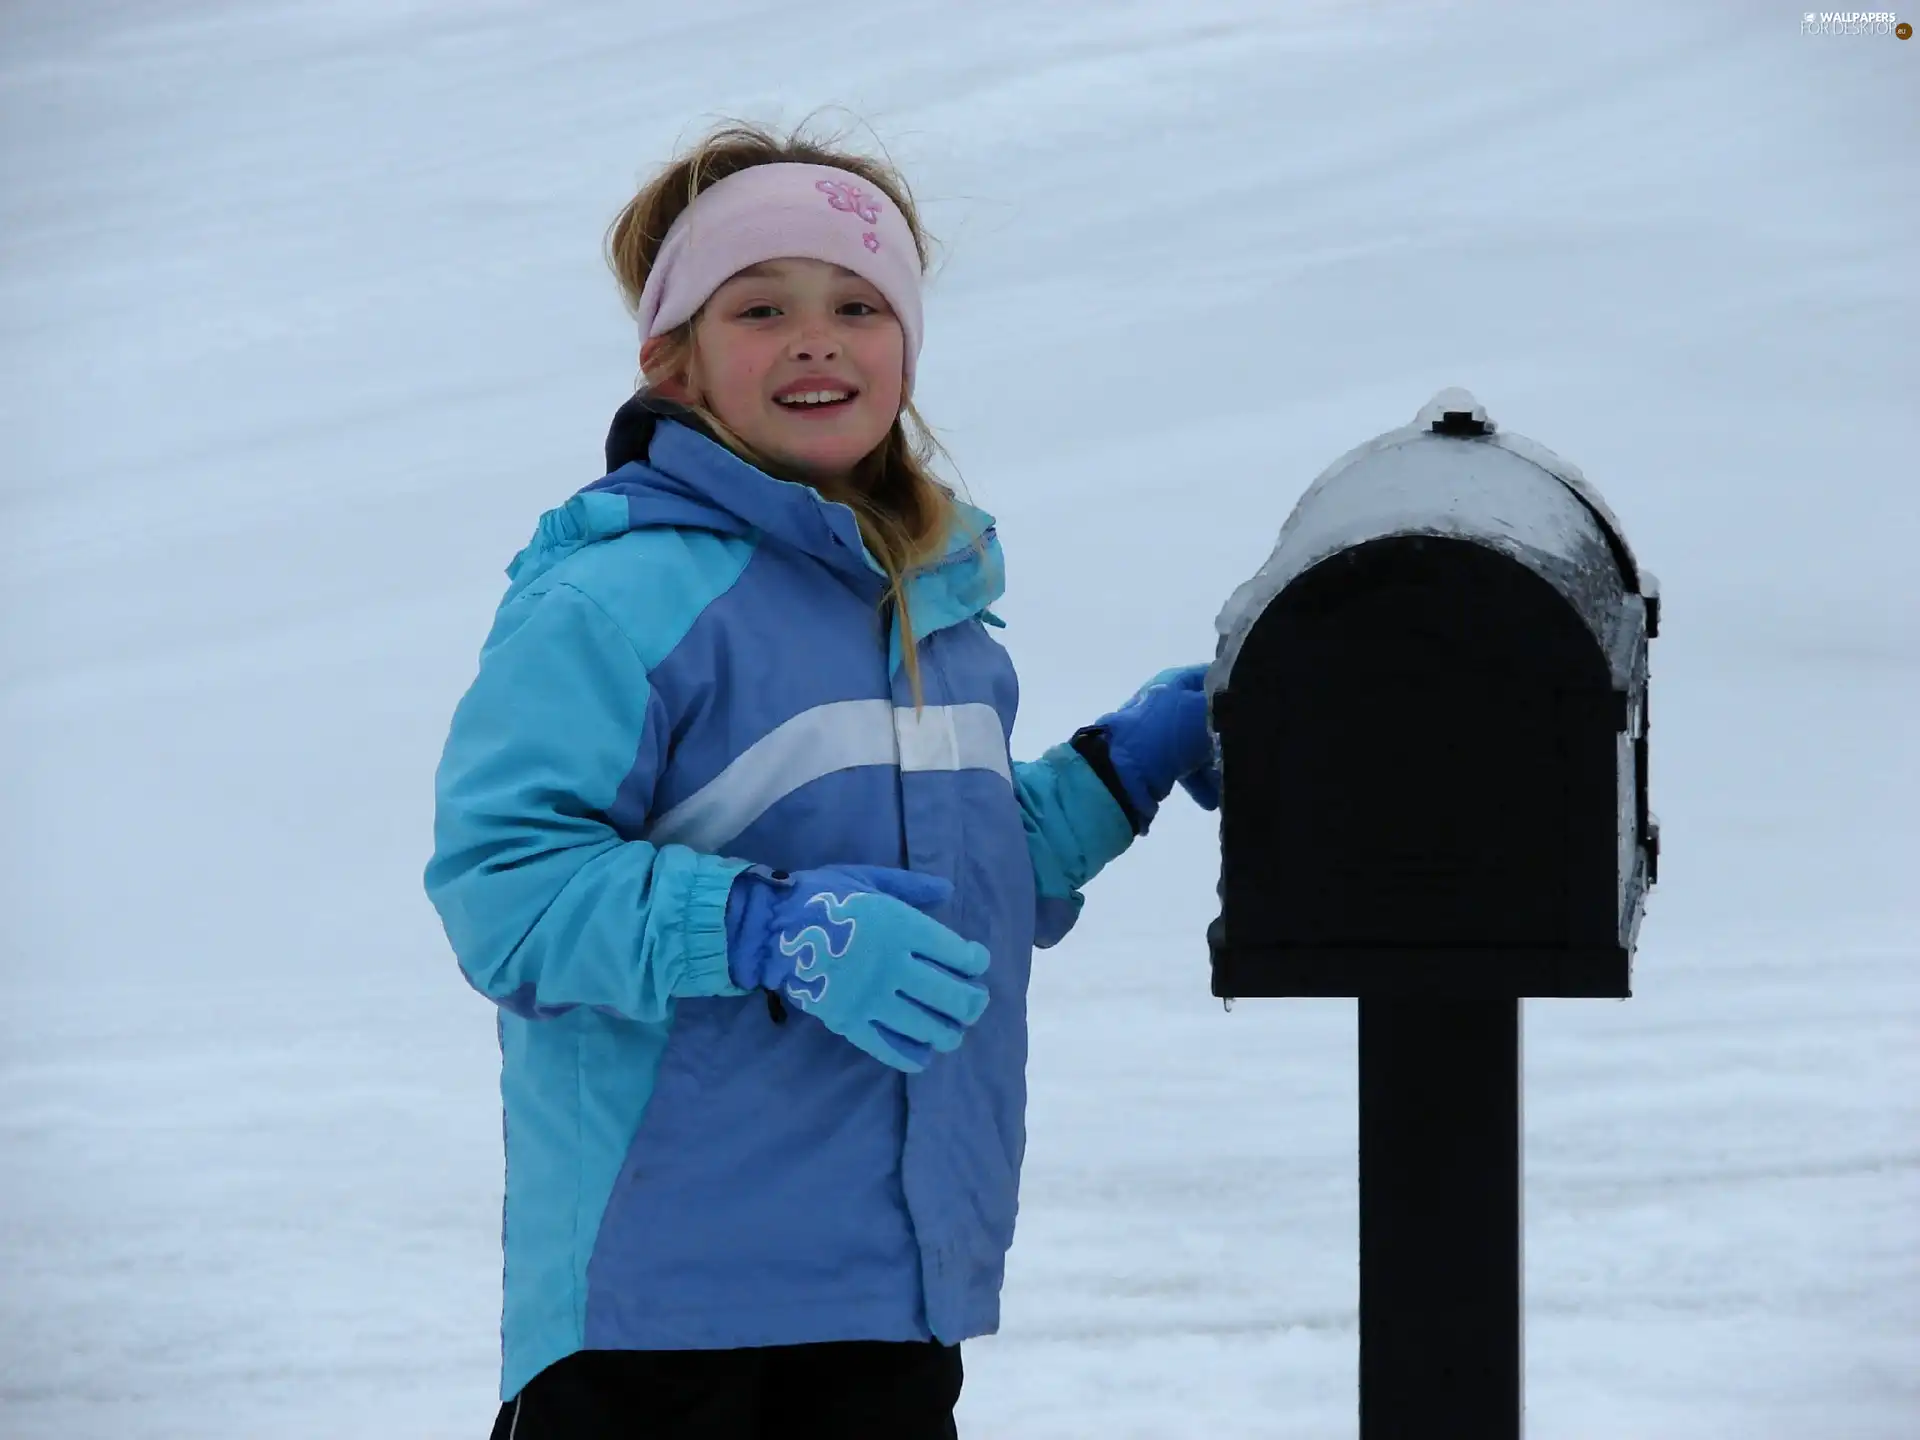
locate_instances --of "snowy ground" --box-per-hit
[3,1,1916,1435]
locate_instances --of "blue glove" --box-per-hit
[1091,665,1221,825]
[724,864,991,1073]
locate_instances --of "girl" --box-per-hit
[426,120,1219,1439]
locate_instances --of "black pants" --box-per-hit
[490,1341,963,1439]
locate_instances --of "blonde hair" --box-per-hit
[606,117,964,706]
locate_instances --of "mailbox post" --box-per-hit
[1206,390,1658,1439]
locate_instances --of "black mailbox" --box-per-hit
[1207,387,1659,1001]
[1201,389,1660,1439]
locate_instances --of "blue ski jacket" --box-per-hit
[426,399,1139,1401]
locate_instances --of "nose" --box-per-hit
[788,320,841,362]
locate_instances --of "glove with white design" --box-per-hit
[1080,664,1221,830]
[724,864,991,1073]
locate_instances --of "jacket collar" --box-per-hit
[596,391,1006,667]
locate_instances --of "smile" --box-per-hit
[773,389,857,410]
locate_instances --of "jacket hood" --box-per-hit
[504,394,1004,639]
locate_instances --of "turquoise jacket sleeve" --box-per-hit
[1011,742,1137,948]
[424,581,750,1023]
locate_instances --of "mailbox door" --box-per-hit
[1214,536,1630,998]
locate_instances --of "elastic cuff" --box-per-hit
[1069,726,1149,836]
[679,855,755,997]
[1044,740,1138,875]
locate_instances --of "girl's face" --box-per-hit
[680,257,906,485]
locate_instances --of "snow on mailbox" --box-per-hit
[1206,388,1660,1001]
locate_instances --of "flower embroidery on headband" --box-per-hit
[816,177,882,225]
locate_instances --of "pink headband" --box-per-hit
[634,162,925,395]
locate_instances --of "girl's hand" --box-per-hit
[1090,665,1221,824]
[725,865,991,1072]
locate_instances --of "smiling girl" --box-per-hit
[426,120,1220,1439]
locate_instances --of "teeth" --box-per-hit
[777,391,851,406]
